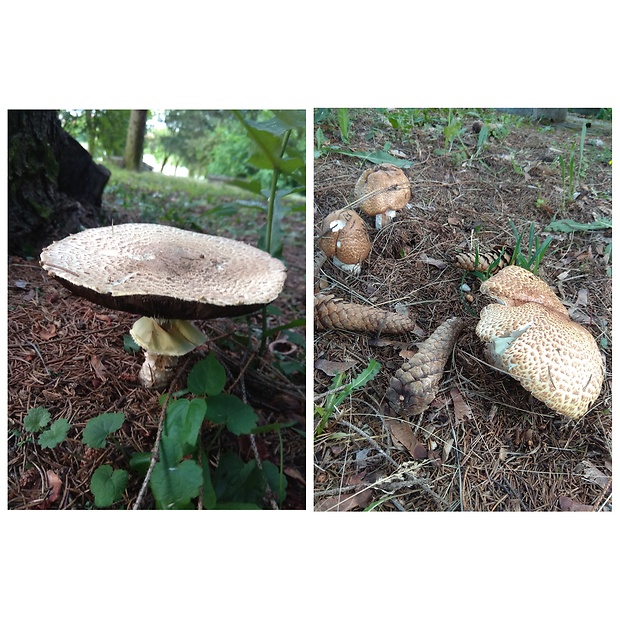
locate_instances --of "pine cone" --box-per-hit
[454,246,512,275]
[314,293,416,334]
[386,317,465,416]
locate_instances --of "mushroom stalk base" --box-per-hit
[139,351,180,389]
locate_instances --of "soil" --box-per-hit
[7,201,306,510]
[313,109,612,512]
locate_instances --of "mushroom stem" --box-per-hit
[130,317,207,388]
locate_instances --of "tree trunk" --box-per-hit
[123,110,148,171]
[8,110,111,257]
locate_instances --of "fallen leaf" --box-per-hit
[419,253,448,269]
[447,217,461,226]
[442,436,454,462]
[559,496,594,511]
[283,467,306,485]
[46,470,62,503]
[314,358,357,376]
[386,419,427,459]
[576,288,589,307]
[450,387,473,425]
[38,323,57,340]
[576,460,610,489]
[315,490,373,512]
[90,355,107,383]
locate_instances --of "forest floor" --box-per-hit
[7,171,306,510]
[313,108,612,512]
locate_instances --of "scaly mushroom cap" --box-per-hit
[353,163,411,220]
[317,209,370,274]
[476,269,605,419]
[480,265,568,316]
[40,223,287,320]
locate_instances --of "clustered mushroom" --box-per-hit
[40,223,287,388]
[475,266,604,420]
[353,163,411,228]
[317,208,370,275]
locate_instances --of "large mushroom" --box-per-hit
[317,208,370,275]
[353,163,411,228]
[40,223,287,388]
[475,266,604,420]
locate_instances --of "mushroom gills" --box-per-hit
[130,317,207,388]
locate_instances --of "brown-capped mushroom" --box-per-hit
[40,223,287,388]
[317,208,370,275]
[475,266,604,419]
[353,163,411,228]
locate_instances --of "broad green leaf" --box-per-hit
[24,406,51,433]
[38,419,70,449]
[545,218,612,233]
[262,459,287,504]
[201,446,217,510]
[82,412,125,448]
[205,394,258,435]
[328,147,414,167]
[129,451,152,475]
[163,398,207,451]
[90,465,128,508]
[150,459,203,509]
[211,453,265,505]
[187,354,226,396]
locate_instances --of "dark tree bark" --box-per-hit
[123,110,148,171]
[8,110,111,257]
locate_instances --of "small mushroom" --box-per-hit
[476,266,604,419]
[40,223,287,388]
[317,208,370,275]
[353,163,411,228]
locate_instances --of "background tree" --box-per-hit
[59,110,131,157]
[8,110,111,256]
[123,110,148,171]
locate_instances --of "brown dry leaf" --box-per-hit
[46,470,62,503]
[90,355,107,382]
[576,288,589,307]
[386,419,428,459]
[419,253,448,269]
[283,467,306,486]
[314,358,357,376]
[558,496,594,511]
[576,460,610,489]
[38,323,57,340]
[450,387,473,425]
[447,217,461,226]
[315,490,373,512]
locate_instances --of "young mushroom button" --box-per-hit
[318,208,371,275]
[40,223,287,389]
[353,163,411,228]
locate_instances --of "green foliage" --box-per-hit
[545,218,612,233]
[82,412,125,448]
[38,419,71,449]
[315,360,382,435]
[508,221,553,274]
[90,465,128,508]
[24,406,51,433]
[187,353,226,396]
[59,109,132,157]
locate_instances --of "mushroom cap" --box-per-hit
[353,163,411,217]
[40,223,287,320]
[480,265,568,317]
[476,302,604,419]
[318,209,370,268]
